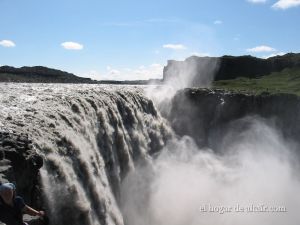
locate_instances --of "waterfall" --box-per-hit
[0,83,172,225]
[2,83,300,225]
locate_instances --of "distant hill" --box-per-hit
[163,53,300,84]
[4,53,299,85]
[0,65,162,84]
[0,66,96,83]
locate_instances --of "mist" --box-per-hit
[146,56,220,118]
[120,116,300,225]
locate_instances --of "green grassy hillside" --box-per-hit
[213,67,300,96]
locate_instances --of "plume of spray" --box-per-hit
[142,54,300,225]
[146,56,220,116]
[120,117,300,225]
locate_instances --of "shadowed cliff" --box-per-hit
[163,53,300,85]
[169,88,300,151]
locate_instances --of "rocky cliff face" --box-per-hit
[0,131,44,225]
[0,131,43,204]
[169,88,300,151]
[0,131,43,200]
[163,53,300,85]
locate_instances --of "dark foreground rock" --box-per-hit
[0,131,44,224]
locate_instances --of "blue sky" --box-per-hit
[1,0,300,80]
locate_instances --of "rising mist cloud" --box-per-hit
[121,117,300,225]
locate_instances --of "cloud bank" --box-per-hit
[83,63,164,81]
[272,0,300,9]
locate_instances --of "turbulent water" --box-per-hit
[0,83,172,225]
[1,83,300,225]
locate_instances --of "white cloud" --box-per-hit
[247,0,267,3]
[82,68,121,81]
[262,52,286,58]
[83,70,101,80]
[61,41,83,50]
[214,20,223,25]
[108,69,121,76]
[246,45,276,53]
[163,44,187,50]
[0,40,16,48]
[272,0,300,9]
[132,63,163,80]
[83,64,164,81]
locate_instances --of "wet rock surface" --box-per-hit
[0,131,44,225]
[0,131,43,205]
[169,88,300,151]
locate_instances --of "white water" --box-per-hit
[1,83,300,225]
[121,117,300,225]
[0,83,172,225]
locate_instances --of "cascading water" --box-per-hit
[0,83,172,225]
[1,83,300,225]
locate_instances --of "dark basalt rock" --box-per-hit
[169,88,300,150]
[0,131,43,210]
[163,53,300,84]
